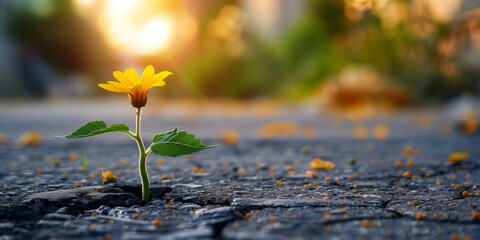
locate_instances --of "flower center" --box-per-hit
[128,84,147,108]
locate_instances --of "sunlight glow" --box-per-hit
[422,0,463,23]
[73,0,95,8]
[103,0,173,56]
[130,16,173,56]
[74,0,177,56]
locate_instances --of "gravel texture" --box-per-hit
[1,101,479,239]
[1,134,480,239]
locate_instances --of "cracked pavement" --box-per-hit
[0,100,479,239]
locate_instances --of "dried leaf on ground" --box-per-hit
[258,121,299,138]
[303,125,316,139]
[461,111,478,134]
[99,169,117,184]
[373,123,390,141]
[220,129,240,146]
[17,131,43,147]
[0,133,8,144]
[353,124,369,139]
[306,170,317,178]
[403,146,419,157]
[447,152,469,163]
[311,157,335,171]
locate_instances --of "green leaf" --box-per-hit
[150,128,217,157]
[66,120,130,138]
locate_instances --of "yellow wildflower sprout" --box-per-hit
[447,152,469,163]
[68,65,216,201]
[98,65,172,108]
[99,169,117,184]
[310,157,335,171]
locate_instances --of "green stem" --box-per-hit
[134,107,150,201]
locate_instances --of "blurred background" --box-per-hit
[1,0,480,134]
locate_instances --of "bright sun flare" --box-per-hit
[130,16,173,56]
[74,0,174,56]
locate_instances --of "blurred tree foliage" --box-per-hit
[6,0,117,81]
[181,1,273,99]
[5,0,478,101]
[184,0,479,101]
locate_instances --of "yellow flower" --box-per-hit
[98,65,172,108]
[99,169,117,184]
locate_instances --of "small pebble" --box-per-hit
[394,161,403,168]
[472,211,480,220]
[415,212,425,221]
[152,218,163,227]
[406,160,414,168]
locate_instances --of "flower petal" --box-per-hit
[141,65,155,87]
[125,68,140,84]
[98,83,124,92]
[145,80,166,90]
[113,71,135,86]
[154,71,173,82]
[145,71,171,90]
[107,81,131,92]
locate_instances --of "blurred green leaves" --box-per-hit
[183,0,477,101]
[5,0,478,101]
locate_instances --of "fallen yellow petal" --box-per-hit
[303,125,316,140]
[373,123,390,141]
[156,159,165,165]
[447,152,469,163]
[258,121,299,138]
[353,124,369,139]
[462,111,478,134]
[305,170,317,178]
[220,129,240,146]
[17,131,43,147]
[99,169,117,184]
[311,157,335,171]
[0,132,8,144]
[403,146,419,157]
[69,152,78,161]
